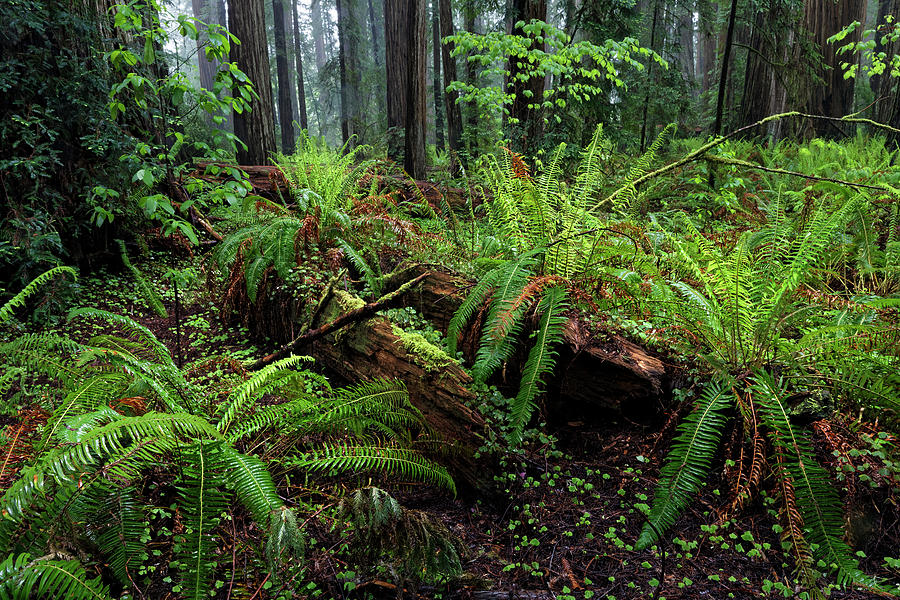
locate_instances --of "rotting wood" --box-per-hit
[247,271,429,370]
[383,263,669,420]
[307,287,491,494]
[189,163,484,210]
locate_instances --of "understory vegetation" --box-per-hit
[4,1,900,599]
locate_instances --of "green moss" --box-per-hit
[333,289,366,312]
[392,324,455,373]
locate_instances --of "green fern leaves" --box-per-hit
[509,286,568,444]
[636,380,733,550]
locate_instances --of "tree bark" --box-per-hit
[311,0,328,71]
[384,0,409,163]
[229,0,277,165]
[191,0,216,92]
[405,0,428,178]
[291,0,309,131]
[432,0,445,151]
[802,0,866,137]
[440,0,463,171]
[368,0,382,67]
[712,0,738,136]
[272,0,295,153]
[505,0,547,154]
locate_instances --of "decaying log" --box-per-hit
[308,288,490,494]
[189,163,483,210]
[248,272,428,370]
[384,264,670,421]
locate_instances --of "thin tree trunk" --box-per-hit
[191,0,216,91]
[229,0,277,165]
[273,0,295,152]
[337,0,352,145]
[506,0,547,154]
[440,0,463,171]
[640,0,660,152]
[311,0,328,71]
[712,0,738,136]
[432,0,445,151]
[291,0,309,131]
[368,0,382,67]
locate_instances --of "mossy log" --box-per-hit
[384,264,670,422]
[310,289,491,494]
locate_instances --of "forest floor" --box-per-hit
[12,248,890,600]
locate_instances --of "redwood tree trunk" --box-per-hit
[384,0,409,163]
[191,0,216,92]
[432,0,445,151]
[803,0,866,137]
[506,0,547,154]
[272,0,295,152]
[291,0,309,131]
[405,0,428,178]
[229,0,277,164]
[440,0,463,171]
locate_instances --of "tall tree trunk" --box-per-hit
[273,0,295,152]
[337,0,352,145]
[405,0,428,178]
[640,0,660,152]
[432,0,445,151]
[291,0,309,131]
[191,0,216,91]
[385,0,409,163]
[311,0,328,71]
[506,0,547,154]
[440,0,463,171]
[712,0,738,136]
[699,5,716,102]
[678,8,695,89]
[802,0,866,137]
[338,0,364,146]
[368,0,382,67]
[463,1,478,145]
[229,0,277,164]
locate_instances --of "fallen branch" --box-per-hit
[248,272,430,370]
[703,154,891,192]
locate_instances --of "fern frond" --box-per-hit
[446,265,503,355]
[295,443,455,493]
[217,355,314,434]
[216,444,283,527]
[637,380,734,550]
[508,286,568,445]
[0,553,111,600]
[752,371,880,589]
[117,240,167,318]
[0,266,77,324]
[336,238,383,297]
[176,441,227,600]
[471,251,540,382]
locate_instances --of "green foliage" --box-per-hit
[338,487,463,583]
[0,266,76,325]
[445,20,665,128]
[117,240,167,317]
[0,553,112,600]
[274,132,374,232]
[638,193,900,591]
[0,300,453,596]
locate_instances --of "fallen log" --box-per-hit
[247,272,428,370]
[308,288,491,494]
[383,264,670,421]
